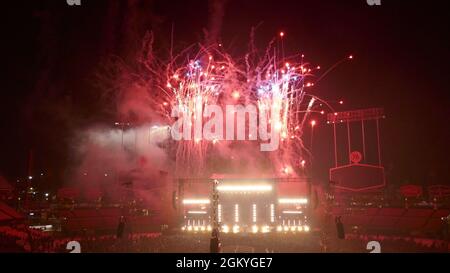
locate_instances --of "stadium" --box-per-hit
[1,0,449,256]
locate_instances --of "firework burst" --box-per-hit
[107,32,347,178]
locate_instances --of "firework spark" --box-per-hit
[109,32,347,177]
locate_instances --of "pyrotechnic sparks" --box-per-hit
[109,32,349,177]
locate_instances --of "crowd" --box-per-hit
[0,225,57,252]
[5,207,444,253]
[1,225,449,253]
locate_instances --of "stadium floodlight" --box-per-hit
[183,199,210,205]
[217,185,273,192]
[278,198,308,204]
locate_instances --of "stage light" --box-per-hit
[222,225,229,233]
[201,226,206,231]
[252,225,259,233]
[290,226,296,232]
[282,211,303,214]
[270,204,275,223]
[304,225,310,232]
[278,198,308,204]
[277,226,283,232]
[233,225,240,234]
[187,226,193,231]
[297,226,303,232]
[187,211,207,214]
[207,225,212,231]
[217,185,273,192]
[283,226,289,232]
[262,226,270,233]
[183,199,210,205]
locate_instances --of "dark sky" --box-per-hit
[2,0,449,189]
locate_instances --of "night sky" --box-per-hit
[2,0,449,189]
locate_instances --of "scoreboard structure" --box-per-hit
[327,108,386,192]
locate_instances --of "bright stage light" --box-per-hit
[275,225,308,232]
[187,211,207,214]
[183,199,210,205]
[282,210,303,214]
[187,226,193,231]
[270,204,275,223]
[207,225,212,231]
[278,198,308,204]
[221,225,229,233]
[233,225,240,233]
[261,225,270,233]
[252,225,259,233]
[217,185,273,192]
